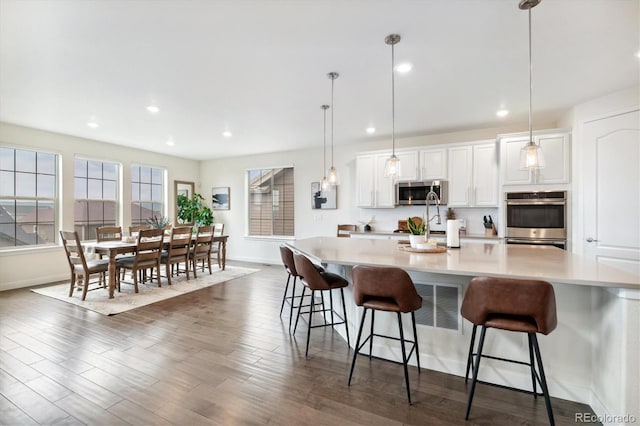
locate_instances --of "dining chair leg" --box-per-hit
[68,274,75,297]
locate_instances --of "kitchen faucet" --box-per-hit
[425,182,442,242]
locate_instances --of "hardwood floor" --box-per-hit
[1,261,599,425]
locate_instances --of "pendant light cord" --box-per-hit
[528,7,533,145]
[331,77,335,168]
[391,41,396,156]
[323,106,327,175]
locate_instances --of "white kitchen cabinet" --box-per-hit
[499,129,571,185]
[448,141,498,207]
[356,153,395,208]
[396,150,419,182]
[419,148,447,181]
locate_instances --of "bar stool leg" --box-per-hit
[369,310,375,359]
[293,286,306,334]
[339,288,350,347]
[280,273,291,315]
[329,289,335,325]
[531,334,555,426]
[349,307,368,386]
[528,333,538,399]
[411,311,421,372]
[465,324,478,383]
[465,325,487,420]
[305,290,315,357]
[397,312,412,405]
[288,276,297,331]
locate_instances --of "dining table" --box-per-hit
[90,235,229,299]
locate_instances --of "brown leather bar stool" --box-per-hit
[348,265,423,404]
[279,245,302,331]
[461,276,557,425]
[292,252,350,357]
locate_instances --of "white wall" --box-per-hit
[0,122,200,290]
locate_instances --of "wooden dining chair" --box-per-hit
[190,225,214,277]
[129,224,151,236]
[211,223,225,268]
[116,228,164,292]
[60,230,109,301]
[96,226,122,241]
[162,226,193,285]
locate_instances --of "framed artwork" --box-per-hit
[311,182,337,209]
[212,187,230,210]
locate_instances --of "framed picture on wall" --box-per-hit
[212,187,230,210]
[311,182,337,209]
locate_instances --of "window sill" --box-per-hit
[0,244,61,257]
[244,235,295,242]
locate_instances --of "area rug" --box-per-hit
[31,265,259,316]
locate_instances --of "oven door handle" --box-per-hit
[506,200,566,206]
[506,238,566,245]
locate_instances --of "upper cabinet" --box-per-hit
[499,129,571,185]
[396,150,419,182]
[356,153,396,208]
[419,147,447,181]
[448,141,498,207]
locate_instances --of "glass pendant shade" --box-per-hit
[520,141,545,170]
[321,176,329,190]
[328,166,340,186]
[384,154,401,178]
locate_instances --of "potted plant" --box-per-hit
[177,193,214,228]
[407,216,426,248]
[146,215,171,229]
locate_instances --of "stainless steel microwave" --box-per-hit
[395,180,448,206]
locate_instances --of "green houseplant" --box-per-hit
[146,215,171,229]
[407,217,426,248]
[177,193,214,227]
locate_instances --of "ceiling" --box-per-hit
[1,0,638,160]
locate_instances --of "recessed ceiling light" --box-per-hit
[366,127,376,134]
[222,131,232,138]
[496,109,509,118]
[166,140,175,146]
[87,121,99,128]
[146,105,159,113]
[395,62,413,73]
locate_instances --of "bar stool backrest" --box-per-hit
[292,252,329,290]
[279,245,298,277]
[461,276,557,335]
[352,265,422,313]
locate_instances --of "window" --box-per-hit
[74,158,119,240]
[131,165,164,226]
[0,147,58,247]
[248,167,294,237]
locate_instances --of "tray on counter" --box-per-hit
[399,245,447,254]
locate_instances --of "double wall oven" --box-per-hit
[505,191,567,249]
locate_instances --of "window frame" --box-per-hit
[246,165,295,238]
[130,164,166,227]
[73,157,121,241]
[0,145,59,249]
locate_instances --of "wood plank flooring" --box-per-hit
[1,261,600,425]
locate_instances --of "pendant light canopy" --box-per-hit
[384,34,402,178]
[320,104,330,190]
[327,72,340,186]
[519,0,545,171]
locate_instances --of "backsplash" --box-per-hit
[357,205,500,236]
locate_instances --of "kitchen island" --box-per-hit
[287,237,640,425]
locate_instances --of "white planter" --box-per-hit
[409,234,425,248]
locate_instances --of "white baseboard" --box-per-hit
[1,273,69,292]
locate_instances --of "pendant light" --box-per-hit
[383,34,401,178]
[321,104,330,190]
[519,0,545,171]
[327,72,340,186]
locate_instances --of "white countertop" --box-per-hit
[349,231,501,240]
[288,237,640,289]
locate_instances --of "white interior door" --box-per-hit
[583,108,640,274]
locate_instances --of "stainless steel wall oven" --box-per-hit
[505,191,567,249]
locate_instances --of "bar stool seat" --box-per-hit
[348,265,423,404]
[292,252,350,357]
[461,276,557,425]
